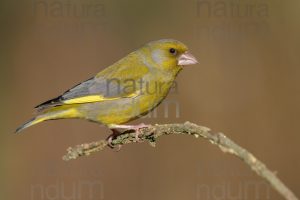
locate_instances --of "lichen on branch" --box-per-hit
[63,121,298,200]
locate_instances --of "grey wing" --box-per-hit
[35,76,128,110]
[63,76,127,99]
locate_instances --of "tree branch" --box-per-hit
[63,121,298,200]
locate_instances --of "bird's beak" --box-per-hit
[178,52,198,66]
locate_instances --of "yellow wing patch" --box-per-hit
[63,93,138,105]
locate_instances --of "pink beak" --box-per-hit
[178,52,198,66]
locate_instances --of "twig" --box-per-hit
[63,121,298,200]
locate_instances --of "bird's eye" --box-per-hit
[169,48,177,55]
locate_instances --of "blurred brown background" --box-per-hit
[1,0,299,199]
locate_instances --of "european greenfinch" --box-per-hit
[16,39,198,141]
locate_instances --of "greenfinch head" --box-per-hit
[142,39,198,71]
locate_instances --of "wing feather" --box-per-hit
[35,55,149,110]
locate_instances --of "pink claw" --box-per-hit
[108,123,151,143]
[128,123,150,142]
[106,129,122,150]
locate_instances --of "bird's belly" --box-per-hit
[98,95,164,125]
[76,74,175,126]
[79,84,171,125]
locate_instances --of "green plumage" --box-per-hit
[16,39,198,133]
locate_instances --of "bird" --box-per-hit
[16,39,198,143]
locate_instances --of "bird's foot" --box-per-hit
[131,123,150,142]
[106,129,122,150]
[109,123,151,142]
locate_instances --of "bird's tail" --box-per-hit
[15,106,81,133]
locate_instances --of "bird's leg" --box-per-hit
[109,123,151,142]
[106,129,122,150]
